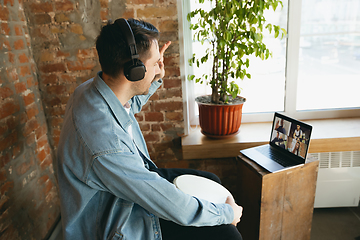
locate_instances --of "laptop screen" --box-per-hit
[269,112,313,162]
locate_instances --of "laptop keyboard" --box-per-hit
[257,147,289,166]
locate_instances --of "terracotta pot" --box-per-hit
[196,96,245,138]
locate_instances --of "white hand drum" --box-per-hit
[173,174,232,204]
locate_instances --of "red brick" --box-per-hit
[99,0,108,7]
[159,88,182,99]
[0,86,13,99]
[46,85,67,95]
[23,118,39,137]
[37,174,49,185]
[55,1,74,11]
[43,179,53,195]
[0,131,17,151]
[3,39,11,50]
[26,132,36,146]
[36,135,48,149]
[27,76,35,88]
[56,50,71,58]
[23,92,35,106]
[144,132,160,142]
[164,67,180,78]
[60,74,76,83]
[35,125,47,140]
[39,63,66,73]
[14,39,25,50]
[20,65,31,77]
[66,59,97,71]
[152,123,174,131]
[1,23,10,35]
[139,123,151,131]
[0,168,7,182]
[153,101,183,112]
[14,24,23,36]
[37,149,46,163]
[6,68,18,81]
[163,55,179,66]
[40,155,52,170]
[159,20,178,32]
[0,116,17,136]
[100,9,108,21]
[137,6,177,18]
[29,2,53,13]
[0,153,10,169]
[0,6,9,21]
[165,112,183,121]
[34,13,52,25]
[8,52,15,64]
[0,194,9,210]
[127,0,154,3]
[42,74,57,85]
[121,9,135,19]
[0,181,14,196]
[18,52,29,63]
[50,117,63,128]
[163,78,181,88]
[15,82,27,93]
[4,0,14,7]
[26,103,39,119]
[0,99,20,120]
[145,112,164,122]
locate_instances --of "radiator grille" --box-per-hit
[308,151,360,169]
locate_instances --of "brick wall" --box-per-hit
[22,0,184,165]
[0,0,60,239]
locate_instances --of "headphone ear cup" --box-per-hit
[124,59,146,81]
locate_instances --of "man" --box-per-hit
[271,132,286,149]
[55,18,243,240]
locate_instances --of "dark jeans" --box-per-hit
[150,168,243,240]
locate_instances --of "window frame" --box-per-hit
[178,0,360,135]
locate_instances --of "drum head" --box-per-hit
[173,174,232,204]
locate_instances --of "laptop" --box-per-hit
[240,112,313,173]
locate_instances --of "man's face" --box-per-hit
[133,40,161,95]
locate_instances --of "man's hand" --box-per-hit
[226,196,243,226]
[155,41,171,81]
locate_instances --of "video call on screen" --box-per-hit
[271,117,311,159]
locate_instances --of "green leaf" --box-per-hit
[188,74,195,81]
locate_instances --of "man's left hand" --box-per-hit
[155,41,171,81]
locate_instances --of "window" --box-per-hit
[178,0,360,131]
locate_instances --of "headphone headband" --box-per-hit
[115,19,139,60]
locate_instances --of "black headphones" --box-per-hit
[115,18,146,81]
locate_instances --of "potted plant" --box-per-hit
[188,0,286,137]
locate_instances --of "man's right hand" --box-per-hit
[225,196,243,226]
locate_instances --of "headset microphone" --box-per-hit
[115,18,146,81]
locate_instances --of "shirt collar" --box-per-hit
[93,71,133,129]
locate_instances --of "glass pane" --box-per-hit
[297,0,360,110]
[190,1,288,114]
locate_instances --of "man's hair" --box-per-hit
[96,18,160,79]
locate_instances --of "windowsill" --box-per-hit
[181,118,360,160]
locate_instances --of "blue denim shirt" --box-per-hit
[55,72,234,240]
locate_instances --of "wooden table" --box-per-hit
[236,154,319,240]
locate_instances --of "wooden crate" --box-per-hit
[235,154,319,240]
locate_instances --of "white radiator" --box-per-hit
[308,151,360,208]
